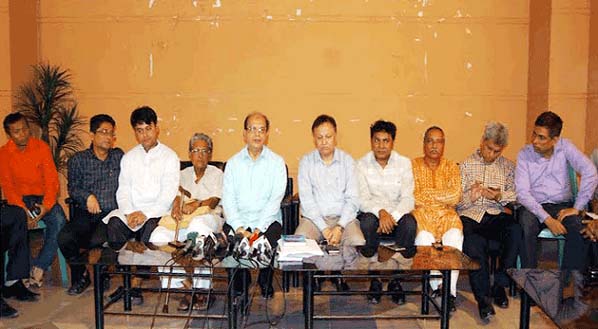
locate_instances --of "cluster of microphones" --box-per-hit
[174,230,273,263]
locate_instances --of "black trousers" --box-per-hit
[223,222,282,290]
[106,216,160,251]
[58,207,108,281]
[518,202,588,270]
[0,205,30,284]
[357,212,417,258]
[461,212,521,304]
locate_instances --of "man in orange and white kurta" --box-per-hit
[412,126,463,311]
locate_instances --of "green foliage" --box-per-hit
[14,63,85,173]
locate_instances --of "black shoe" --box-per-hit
[332,278,350,292]
[478,300,495,323]
[67,272,91,296]
[367,279,382,304]
[492,285,509,308]
[448,295,457,313]
[0,298,18,318]
[106,287,143,305]
[388,279,406,305]
[2,281,39,302]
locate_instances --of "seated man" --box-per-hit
[356,120,417,304]
[0,112,66,287]
[412,126,462,312]
[1,203,39,318]
[149,132,224,311]
[222,112,287,299]
[457,122,521,323]
[516,111,597,271]
[103,106,179,302]
[295,114,365,291]
[58,114,124,295]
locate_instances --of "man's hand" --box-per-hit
[182,200,199,215]
[581,220,598,242]
[126,211,147,229]
[86,194,102,214]
[328,225,343,246]
[377,209,397,234]
[28,204,48,229]
[236,227,251,239]
[481,187,501,201]
[322,227,333,243]
[557,208,579,222]
[199,197,220,210]
[545,216,567,236]
[469,181,482,202]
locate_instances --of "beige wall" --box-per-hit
[4,1,595,185]
[31,0,530,181]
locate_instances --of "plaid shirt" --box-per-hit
[457,150,516,222]
[67,145,124,212]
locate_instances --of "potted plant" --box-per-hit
[14,63,86,173]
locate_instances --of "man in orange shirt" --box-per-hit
[0,112,67,287]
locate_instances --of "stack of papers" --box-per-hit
[278,238,324,262]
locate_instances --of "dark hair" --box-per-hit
[3,112,27,134]
[370,120,396,140]
[130,106,157,128]
[243,112,270,131]
[423,126,444,141]
[90,114,116,132]
[534,111,563,138]
[311,114,337,132]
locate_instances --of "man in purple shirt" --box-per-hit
[515,111,598,270]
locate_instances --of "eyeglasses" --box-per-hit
[246,126,267,134]
[190,148,212,155]
[95,129,116,137]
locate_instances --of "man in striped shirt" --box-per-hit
[457,122,521,323]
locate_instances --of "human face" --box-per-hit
[479,139,504,164]
[91,122,116,153]
[189,139,211,171]
[313,122,337,160]
[423,129,445,160]
[243,114,269,153]
[134,122,159,152]
[7,119,31,149]
[531,126,557,157]
[371,131,394,164]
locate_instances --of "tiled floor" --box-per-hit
[1,271,572,329]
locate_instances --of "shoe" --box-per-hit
[478,299,495,323]
[105,287,143,305]
[67,271,91,296]
[367,279,382,304]
[388,279,406,305]
[448,295,457,313]
[29,266,44,288]
[332,278,350,292]
[2,281,39,302]
[492,285,509,308]
[178,293,215,312]
[0,298,18,318]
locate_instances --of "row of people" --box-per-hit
[1,108,596,323]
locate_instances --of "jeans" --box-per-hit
[33,204,67,270]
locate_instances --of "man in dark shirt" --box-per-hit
[58,114,124,295]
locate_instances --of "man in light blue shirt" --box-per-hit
[222,112,287,299]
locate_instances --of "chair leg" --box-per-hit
[557,239,565,268]
[57,249,69,287]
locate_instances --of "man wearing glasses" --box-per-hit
[222,112,287,299]
[58,114,124,295]
[149,132,224,311]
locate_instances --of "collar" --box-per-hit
[242,145,269,161]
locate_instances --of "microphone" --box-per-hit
[175,231,198,256]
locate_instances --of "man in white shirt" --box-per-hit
[103,106,179,304]
[105,106,180,249]
[149,132,224,311]
[357,120,417,305]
